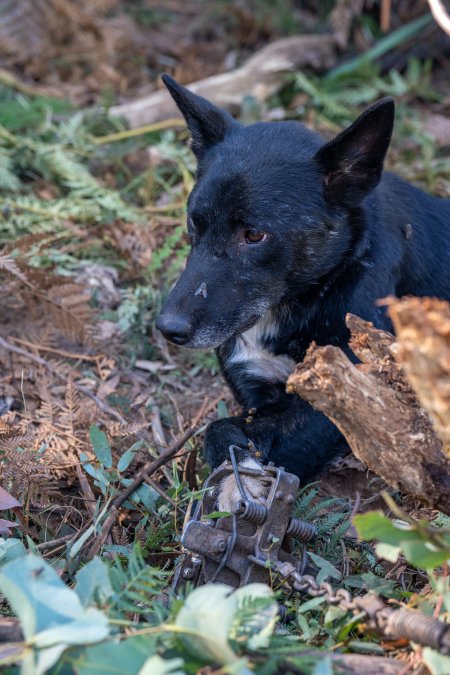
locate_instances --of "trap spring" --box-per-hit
[173,447,450,654]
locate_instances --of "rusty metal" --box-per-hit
[250,552,450,655]
[172,449,450,655]
[172,451,317,593]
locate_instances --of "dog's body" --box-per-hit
[156,75,450,510]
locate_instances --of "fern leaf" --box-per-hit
[0,253,30,285]
[108,545,167,617]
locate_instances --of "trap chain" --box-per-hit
[172,446,450,655]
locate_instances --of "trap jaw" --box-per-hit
[173,447,317,594]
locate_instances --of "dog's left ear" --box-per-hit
[314,98,394,207]
[162,74,237,159]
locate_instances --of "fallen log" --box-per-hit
[109,34,337,127]
[388,296,450,457]
[282,652,404,674]
[286,313,450,514]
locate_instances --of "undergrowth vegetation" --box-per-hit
[0,44,449,674]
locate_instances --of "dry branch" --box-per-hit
[286,314,450,514]
[85,426,195,559]
[110,35,337,128]
[387,297,450,456]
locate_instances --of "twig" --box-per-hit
[0,68,60,98]
[380,0,392,32]
[0,335,127,425]
[143,201,185,213]
[9,336,103,362]
[115,427,195,510]
[91,118,185,145]
[35,533,74,551]
[85,426,195,559]
[150,404,171,482]
[145,477,179,509]
[76,459,96,517]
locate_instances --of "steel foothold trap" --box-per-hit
[173,446,317,594]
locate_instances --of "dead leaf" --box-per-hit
[0,486,22,511]
[0,518,19,534]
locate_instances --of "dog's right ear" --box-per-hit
[314,98,394,207]
[162,74,237,158]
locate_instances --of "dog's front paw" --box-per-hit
[217,458,267,513]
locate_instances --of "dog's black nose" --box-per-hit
[155,313,191,345]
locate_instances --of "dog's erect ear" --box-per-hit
[314,98,394,207]
[162,74,236,158]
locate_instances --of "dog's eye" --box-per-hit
[244,230,267,244]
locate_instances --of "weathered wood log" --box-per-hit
[276,652,405,674]
[286,314,450,514]
[0,617,22,643]
[388,297,450,457]
[109,35,337,127]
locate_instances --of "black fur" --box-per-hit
[156,74,450,480]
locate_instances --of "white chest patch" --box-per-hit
[228,313,296,383]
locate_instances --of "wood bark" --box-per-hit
[274,652,405,674]
[388,297,450,457]
[286,313,450,514]
[0,617,22,643]
[109,35,337,127]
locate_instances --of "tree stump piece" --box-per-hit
[286,313,450,514]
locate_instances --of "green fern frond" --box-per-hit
[315,510,349,537]
[294,486,319,518]
[108,545,168,617]
[0,148,21,191]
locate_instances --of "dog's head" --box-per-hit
[156,75,394,349]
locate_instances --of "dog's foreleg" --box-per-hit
[204,399,345,512]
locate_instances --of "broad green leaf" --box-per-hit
[297,613,313,641]
[0,553,109,674]
[89,426,112,469]
[117,440,143,473]
[324,605,346,627]
[297,596,327,614]
[312,657,333,675]
[0,554,109,643]
[356,511,450,569]
[0,537,26,565]
[138,655,184,675]
[75,557,113,607]
[175,584,238,664]
[176,583,274,667]
[69,523,96,560]
[0,554,83,639]
[233,584,278,651]
[375,542,402,563]
[354,511,417,545]
[360,572,397,597]
[134,483,159,512]
[308,552,341,584]
[73,635,157,674]
[401,540,450,569]
[32,609,108,648]
[423,648,450,675]
[79,452,110,494]
[35,644,67,675]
